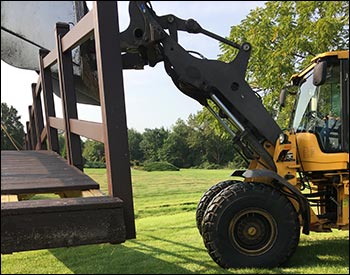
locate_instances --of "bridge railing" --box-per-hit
[24,1,135,239]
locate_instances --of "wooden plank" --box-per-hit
[70,119,104,142]
[49,117,65,131]
[1,196,123,213]
[42,48,57,69]
[1,195,18,203]
[82,190,94,197]
[90,189,105,196]
[2,180,99,195]
[1,151,99,195]
[61,10,94,52]
[1,196,126,254]
[82,189,104,197]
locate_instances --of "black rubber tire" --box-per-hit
[196,180,238,235]
[202,182,300,268]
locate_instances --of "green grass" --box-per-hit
[88,168,234,219]
[1,168,349,274]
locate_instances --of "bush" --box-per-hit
[84,161,106,168]
[196,161,222,170]
[143,161,180,172]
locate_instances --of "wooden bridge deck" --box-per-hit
[1,150,99,196]
[1,150,127,254]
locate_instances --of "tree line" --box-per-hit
[1,101,245,169]
[80,111,247,169]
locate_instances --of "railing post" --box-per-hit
[31,83,46,150]
[24,133,28,150]
[55,22,83,171]
[28,106,37,150]
[25,122,32,150]
[39,49,60,154]
[93,1,135,239]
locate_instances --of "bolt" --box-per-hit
[168,15,175,23]
[231,82,239,91]
[247,227,257,236]
[242,42,251,52]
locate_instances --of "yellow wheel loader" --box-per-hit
[195,50,348,268]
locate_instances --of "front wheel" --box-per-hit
[196,180,238,235]
[202,182,300,268]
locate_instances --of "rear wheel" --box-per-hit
[196,180,238,235]
[202,182,300,268]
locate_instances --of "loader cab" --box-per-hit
[290,51,349,154]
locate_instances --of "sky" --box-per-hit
[1,1,266,133]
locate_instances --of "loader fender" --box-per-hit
[238,169,310,235]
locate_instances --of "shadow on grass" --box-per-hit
[49,228,230,274]
[287,237,349,268]
[50,243,194,274]
[50,233,349,274]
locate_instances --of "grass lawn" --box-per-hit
[1,168,349,274]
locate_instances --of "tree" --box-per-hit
[160,119,194,168]
[187,110,238,167]
[128,128,144,165]
[139,127,169,162]
[57,131,67,158]
[82,139,105,163]
[219,1,349,128]
[1,102,25,150]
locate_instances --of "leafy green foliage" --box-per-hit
[82,139,105,163]
[84,161,106,168]
[139,127,169,162]
[219,1,349,128]
[126,114,245,169]
[128,128,144,164]
[143,161,180,172]
[187,110,238,166]
[1,102,24,150]
[57,131,67,159]
[159,119,196,168]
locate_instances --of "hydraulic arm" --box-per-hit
[119,1,283,170]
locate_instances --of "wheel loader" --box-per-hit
[195,50,349,268]
[1,1,348,269]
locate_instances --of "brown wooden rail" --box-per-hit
[22,1,135,239]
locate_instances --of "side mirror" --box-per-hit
[313,61,327,86]
[279,85,298,108]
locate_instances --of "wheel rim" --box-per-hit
[228,208,277,256]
